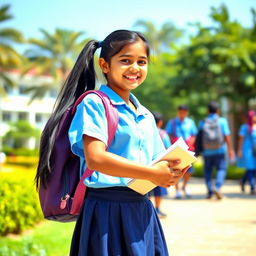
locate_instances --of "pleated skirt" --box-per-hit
[69,187,169,256]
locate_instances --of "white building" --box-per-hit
[0,70,57,149]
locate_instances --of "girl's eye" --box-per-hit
[138,60,147,65]
[120,59,130,64]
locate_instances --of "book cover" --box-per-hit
[127,138,197,195]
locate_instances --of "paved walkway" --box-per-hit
[159,178,256,256]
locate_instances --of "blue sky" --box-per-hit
[2,0,256,41]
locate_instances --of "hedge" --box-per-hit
[192,157,245,179]
[0,169,43,236]
[5,156,38,168]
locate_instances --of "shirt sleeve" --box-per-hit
[239,124,247,136]
[198,120,204,130]
[68,94,108,158]
[165,119,173,135]
[190,119,198,136]
[220,117,230,136]
[162,132,172,148]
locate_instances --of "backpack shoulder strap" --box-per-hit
[70,90,119,215]
[72,90,119,147]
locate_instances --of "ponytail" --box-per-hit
[35,40,100,188]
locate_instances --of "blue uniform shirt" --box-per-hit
[69,85,165,188]
[199,113,230,156]
[165,117,197,140]
[159,128,171,149]
[237,124,256,170]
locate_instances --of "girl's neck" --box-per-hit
[107,84,130,104]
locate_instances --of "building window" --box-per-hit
[2,112,12,122]
[49,89,58,98]
[35,113,43,123]
[18,112,27,120]
[18,85,27,95]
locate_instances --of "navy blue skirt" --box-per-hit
[70,187,169,256]
[148,186,168,197]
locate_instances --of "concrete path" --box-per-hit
[159,178,256,256]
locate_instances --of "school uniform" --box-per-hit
[198,113,230,197]
[237,124,256,192]
[165,117,197,174]
[68,85,169,256]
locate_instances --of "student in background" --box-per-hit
[165,105,197,199]
[237,110,256,195]
[150,112,172,218]
[199,101,234,200]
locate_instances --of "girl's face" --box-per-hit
[99,39,148,96]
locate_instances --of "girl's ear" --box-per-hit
[99,58,110,74]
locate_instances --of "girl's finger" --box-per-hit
[171,169,182,176]
[168,159,181,167]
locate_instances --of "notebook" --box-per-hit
[127,137,197,195]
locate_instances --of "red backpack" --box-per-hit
[38,90,119,222]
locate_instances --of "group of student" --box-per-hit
[36,29,256,255]
[151,101,256,218]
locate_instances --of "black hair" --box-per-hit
[178,104,188,111]
[152,111,163,124]
[35,29,150,188]
[100,29,150,62]
[208,101,219,113]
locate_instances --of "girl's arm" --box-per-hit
[237,135,244,158]
[83,135,188,187]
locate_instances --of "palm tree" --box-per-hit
[23,28,89,100]
[0,4,24,94]
[133,20,183,54]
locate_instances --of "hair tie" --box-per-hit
[98,41,103,48]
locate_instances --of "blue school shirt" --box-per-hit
[198,113,230,156]
[165,117,197,140]
[237,124,256,170]
[68,85,165,188]
[159,128,171,149]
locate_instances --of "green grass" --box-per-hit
[0,221,75,256]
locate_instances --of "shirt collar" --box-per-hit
[208,113,219,118]
[99,85,148,116]
[176,117,188,123]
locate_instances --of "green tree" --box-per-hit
[23,28,90,100]
[134,20,183,54]
[170,4,256,116]
[0,4,24,94]
[3,120,40,149]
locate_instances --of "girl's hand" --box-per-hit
[149,159,190,188]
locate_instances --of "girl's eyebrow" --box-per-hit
[119,54,148,59]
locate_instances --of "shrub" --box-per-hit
[192,157,245,179]
[0,170,43,236]
[6,156,38,168]
[3,146,39,157]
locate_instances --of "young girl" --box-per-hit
[37,29,189,255]
[237,110,256,194]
